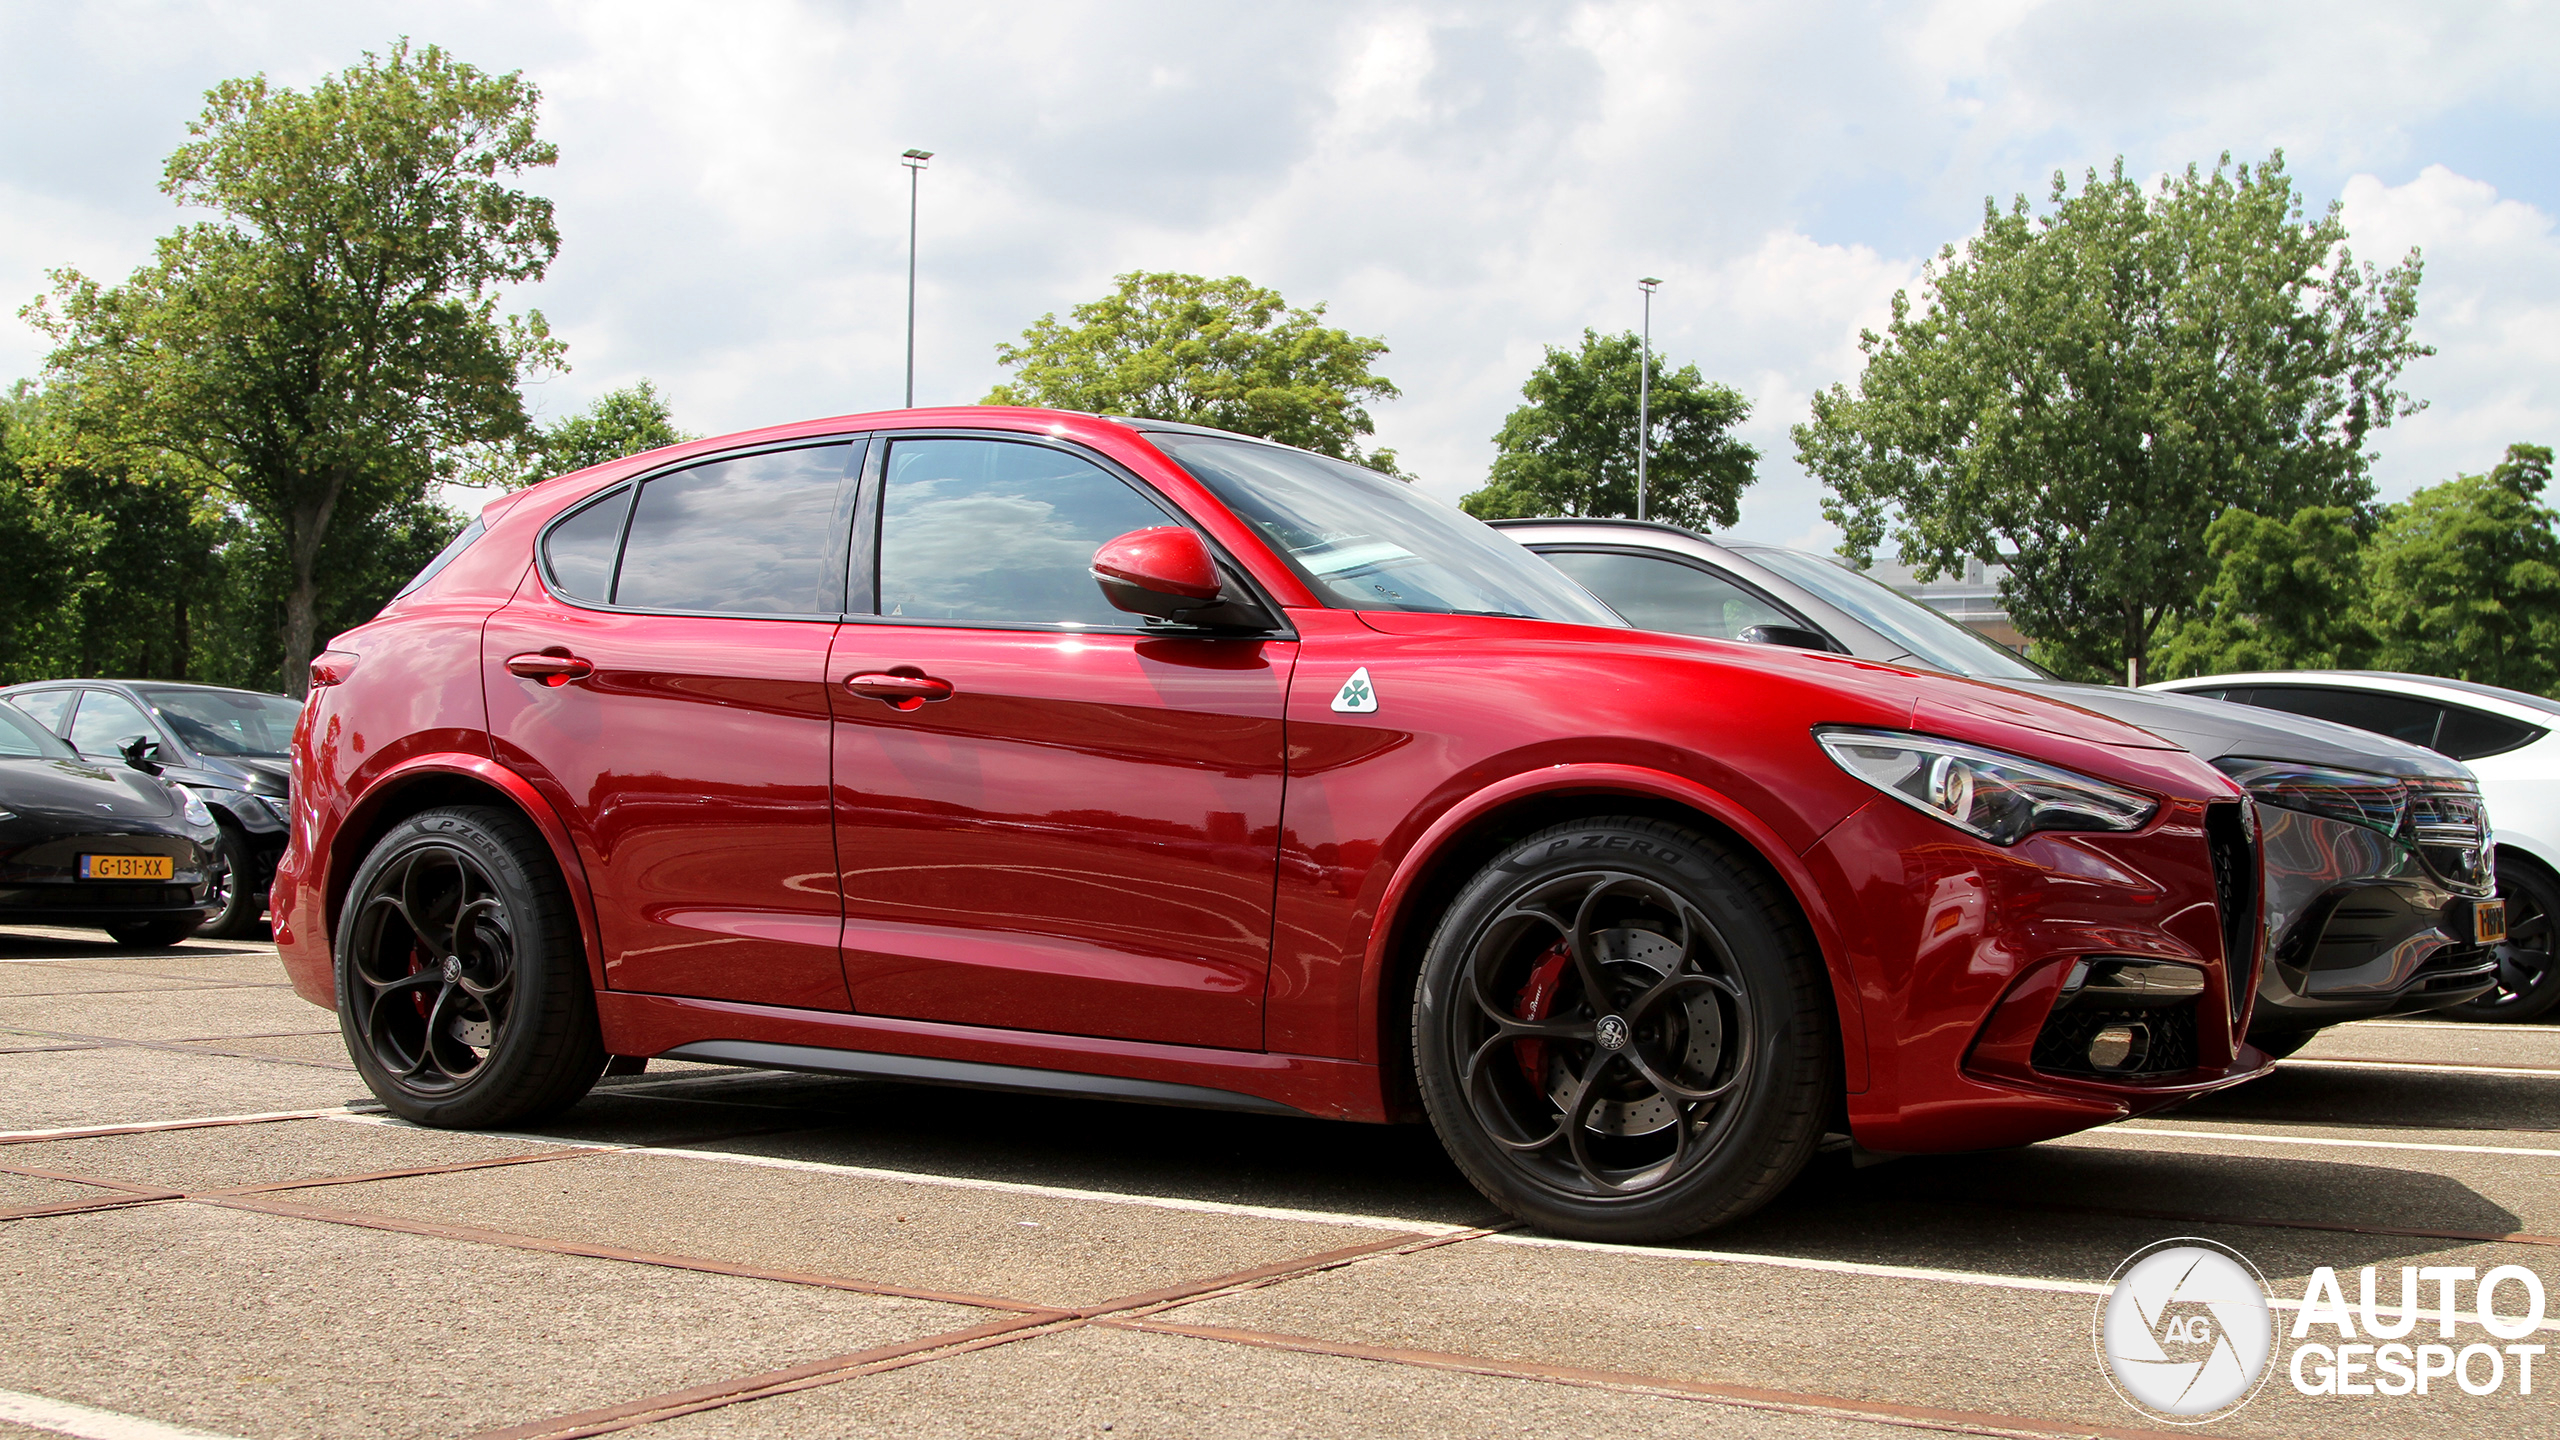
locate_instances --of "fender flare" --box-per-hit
[1355,762,1870,1092]
[332,753,610,995]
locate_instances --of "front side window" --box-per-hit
[876,438,1179,628]
[0,704,73,758]
[1540,549,1804,641]
[68,690,158,759]
[1739,547,2045,681]
[1149,434,1622,626]
[8,689,75,734]
[614,445,859,616]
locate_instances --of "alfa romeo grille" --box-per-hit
[2206,800,2256,1029]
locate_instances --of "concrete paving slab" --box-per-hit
[628,1320,1913,1440]
[3,1114,592,1192]
[0,964,253,998]
[304,1146,1432,1309]
[2175,1060,2556,1133]
[0,1201,986,1440]
[0,987,319,1044]
[1174,1234,2541,1440]
[177,1033,349,1066]
[0,1046,368,1130]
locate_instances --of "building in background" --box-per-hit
[1863,555,2027,653]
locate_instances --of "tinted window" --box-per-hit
[1540,550,1802,640]
[1149,434,1621,626]
[394,517,483,599]
[543,489,631,604]
[0,704,72,758]
[2430,703,2545,761]
[876,439,1177,628]
[616,445,857,615]
[1741,547,2046,681]
[140,689,304,758]
[2243,686,2445,748]
[68,690,158,759]
[8,689,74,733]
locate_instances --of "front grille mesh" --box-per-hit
[2207,801,2256,1028]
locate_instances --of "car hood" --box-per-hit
[0,757,183,820]
[2009,681,2471,780]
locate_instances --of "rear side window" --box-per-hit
[2242,686,2446,749]
[543,488,632,604]
[876,438,1178,628]
[614,445,859,616]
[1539,549,1804,641]
[2434,703,2547,761]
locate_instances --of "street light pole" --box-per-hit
[902,148,933,409]
[1636,277,1660,522]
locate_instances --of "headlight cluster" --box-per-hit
[176,787,216,829]
[1818,729,2159,846]
[2212,759,2408,835]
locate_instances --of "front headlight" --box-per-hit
[176,787,215,828]
[2212,759,2405,836]
[1818,729,2159,845]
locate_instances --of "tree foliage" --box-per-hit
[2366,444,2560,692]
[1459,329,1757,530]
[466,380,697,489]
[2152,505,2375,676]
[1796,152,2429,684]
[23,40,562,695]
[985,271,1404,474]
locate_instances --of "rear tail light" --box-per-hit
[308,650,361,689]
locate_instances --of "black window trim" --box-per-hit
[1525,542,1835,649]
[847,428,1293,640]
[533,434,869,623]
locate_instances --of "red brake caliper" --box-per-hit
[1512,940,1573,1084]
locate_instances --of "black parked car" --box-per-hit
[1,680,298,938]
[1498,518,2501,1054]
[0,702,223,947]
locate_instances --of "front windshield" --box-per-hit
[1148,434,1624,626]
[1739,547,2047,681]
[0,703,76,759]
[139,688,304,757]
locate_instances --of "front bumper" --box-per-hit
[2248,805,2498,1036]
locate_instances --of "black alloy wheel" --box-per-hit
[104,915,202,949]
[1415,817,1833,1242]
[336,805,605,1126]
[197,823,262,939]
[2441,858,2560,1023]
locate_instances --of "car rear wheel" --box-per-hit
[336,805,606,1127]
[197,823,262,939]
[1413,817,1834,1242]
[104,916,202,949]
[2440,858,2560,1023]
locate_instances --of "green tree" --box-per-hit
[1459,329,1757,530]
[24,41,563,695]
[2152,504,2376,677]
[2365,443,2560,693]
[465,379,696,488]
[0,386,94,682]
[985,271,1404,474]
[1796,152,2429,684]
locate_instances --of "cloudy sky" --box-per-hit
[4,1,2556,548]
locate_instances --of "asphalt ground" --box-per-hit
[3,924,2554,1439]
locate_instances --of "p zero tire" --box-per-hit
[335,805,605,1127]
[2441,857,2560,1024]
[198,823,261,939]
[1414,816,1835,1242]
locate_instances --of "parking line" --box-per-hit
[2347,1019,2560,1034]
[2097,1125,2560,1158]
[0,1387,245,1440]
[2282,1057,2560,1077]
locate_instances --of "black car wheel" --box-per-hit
[104,916,203,949]
[1414,817,1834,1242]
[2440,858,2560,1023]
[196,823,263,939]
[336,805,605,1127]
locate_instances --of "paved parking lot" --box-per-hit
[4,926,2553,1440]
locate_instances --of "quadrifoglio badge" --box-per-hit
[2099,1239,2548,1422]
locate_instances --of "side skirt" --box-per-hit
[663,1039,1306,1116]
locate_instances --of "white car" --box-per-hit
[2148,670,2559,1020]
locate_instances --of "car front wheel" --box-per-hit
[336,805,605,1127]
[2440,858,2560,1023]
[1414,816,1834,1242]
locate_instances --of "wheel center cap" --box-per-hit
[442,955,462,982]
[1595,1014,1630,1051]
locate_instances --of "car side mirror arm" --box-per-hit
[119,735,164,775]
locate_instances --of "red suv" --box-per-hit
[274,408,2268,1240]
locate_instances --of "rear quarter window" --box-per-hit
[2435,703,2548,761]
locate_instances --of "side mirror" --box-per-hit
[1092,528,1277,632]
[119,734,164,774]
[1739,623,1834,653]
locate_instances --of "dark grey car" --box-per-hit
[1495,518,2499,1052]
[1,680,298,938]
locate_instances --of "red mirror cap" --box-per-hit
[1091,526,1223,602]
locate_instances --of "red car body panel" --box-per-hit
[273,405,2270,1150]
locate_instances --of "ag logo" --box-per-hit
[2097,1239,2274,1422]
[1331,667,1379,714]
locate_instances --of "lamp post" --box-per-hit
[1636,277,1661,521]
[902,148,934,408]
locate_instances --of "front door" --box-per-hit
[486,440,862,1011]
[831,435,1292,1051]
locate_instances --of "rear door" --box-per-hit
[485,439,863,1011]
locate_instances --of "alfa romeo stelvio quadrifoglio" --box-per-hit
[272,408,2271,1240]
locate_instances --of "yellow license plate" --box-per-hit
[2477,900,2508,946]
[79,854,173,881]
